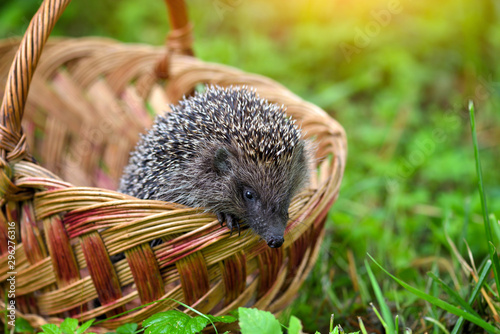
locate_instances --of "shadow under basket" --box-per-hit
[0,0,347,331]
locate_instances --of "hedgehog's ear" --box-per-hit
[214,148,231,174]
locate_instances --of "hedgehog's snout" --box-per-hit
[267,236,284,248]
[262,215,287,248]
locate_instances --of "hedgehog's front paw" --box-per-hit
[216,212,240,236]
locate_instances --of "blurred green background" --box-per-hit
[1,0,499,332]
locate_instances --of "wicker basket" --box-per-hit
[0,0,347,331]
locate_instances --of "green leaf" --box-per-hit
[144,311,175,331]
[287,316,302,334]
[229,309,239,319]
[238,307,282,334]
[15,317,34,333]
[60,319,78,334]
[76,320,95,334]
[143,310,209,334]
[40,324,62,334]
[115,323,138,334]
[183,317,209,334]
[368,254,500,334]
[206,314,238,324]
[143,311,186,328]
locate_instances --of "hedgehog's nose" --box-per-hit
[267,236,284,248]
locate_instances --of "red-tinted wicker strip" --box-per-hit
[80,232,125,316]
[0,210,8,254]
[20,202,47,263]
[286,227,311,285]
[176,252,210,305]
[220,251,246,306]
[43,216,79,286]
[5,201,19,224]
[160,226,227,268]
[311,196,335,246]
[15,295,39,315]
[125,243,165,304]
[257,247,283,299]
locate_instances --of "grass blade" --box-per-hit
[488,242,500,298]
[468,101,492,242]
[491,213,500,244]
[364,259,395,333]
[368,254,500,333]
[369,303,387,330]
[469,259,493,300]
[451,260,492,334]
[424,317,450,334]
[427,272,479,317]
[469,101,500,293]
[358,317,368,334]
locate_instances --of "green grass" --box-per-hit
[2,0,500,332]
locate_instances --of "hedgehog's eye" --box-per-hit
[243,188,257,201]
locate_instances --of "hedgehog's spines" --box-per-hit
[119,85,310,247]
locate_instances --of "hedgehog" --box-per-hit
[119,86,311,248]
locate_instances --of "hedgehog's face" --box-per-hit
[213,142,309,248]
[240,185,289,248]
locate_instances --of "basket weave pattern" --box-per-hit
[0,0,347,330]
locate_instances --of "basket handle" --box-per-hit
[0,0,193,163]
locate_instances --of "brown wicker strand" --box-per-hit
[0,0,70,148]
[80,233,125,317]
[257,248,283,299]
[43,216,79,286]
[0,210,8,254]
[176,252,210,305]
[155,0,194,78]
[220,251,246,306]
[20,202,47,263]
[125,244,165,304]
